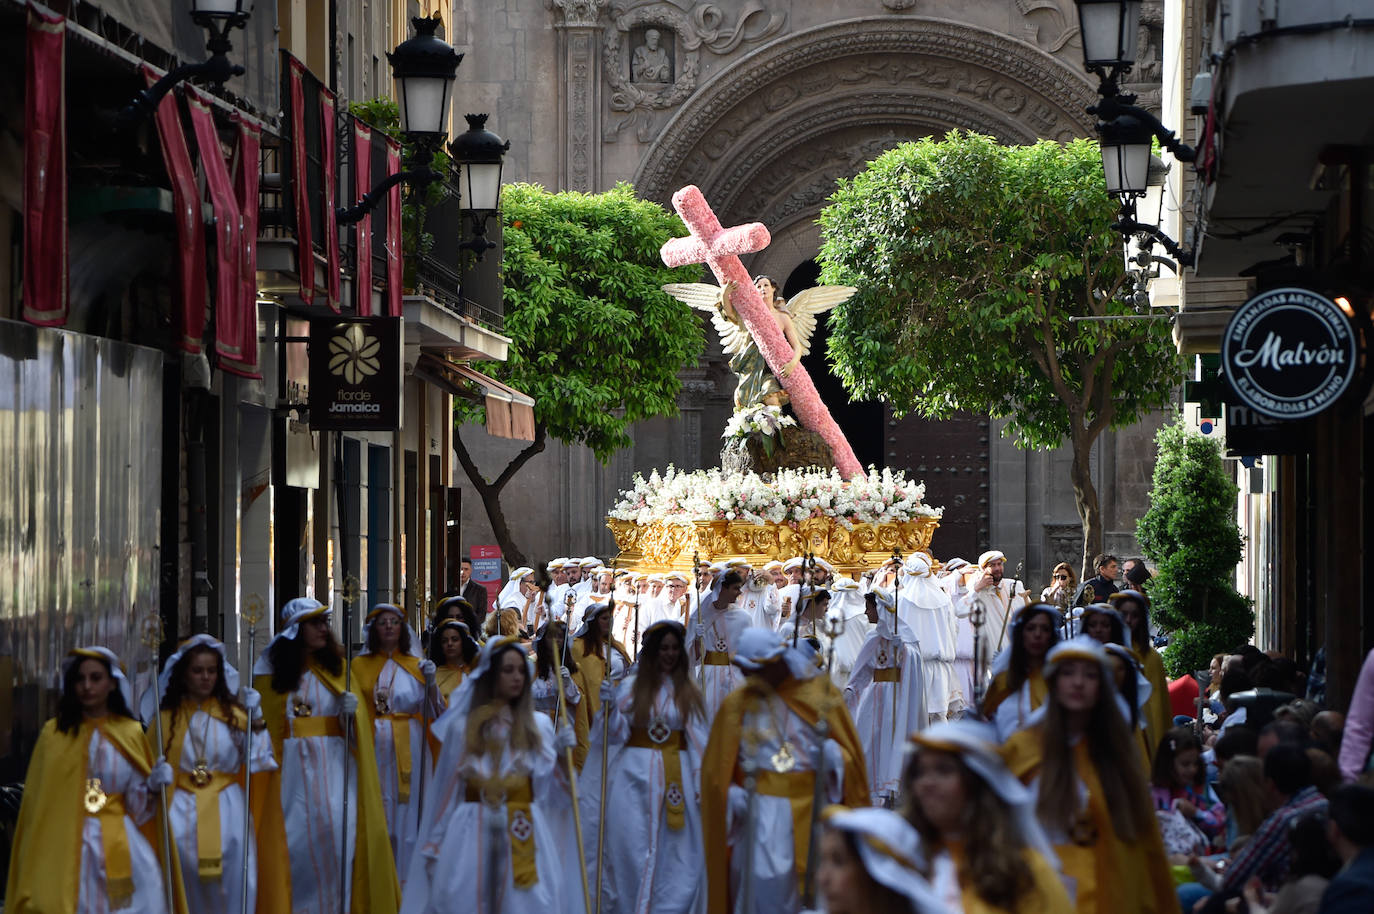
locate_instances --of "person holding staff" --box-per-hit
[6,646,187,913]
[252,597,400,914]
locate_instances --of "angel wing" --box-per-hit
[662,282,753,356]
[782,286,856,358]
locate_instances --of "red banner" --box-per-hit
[385,137,403,317]
[230,114,262,378]
[287,56,313,305]
[22,4,68,326]
[353,121,373,316]
[146,65,205,353]
[187,91,245,376]
[320,86,340,312]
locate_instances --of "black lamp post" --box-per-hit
[337,16,463,225]
[451,114,511,259]
[120,0,253,122]
[1074,0,1198,266]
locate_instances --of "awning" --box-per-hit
[415,354,536,441]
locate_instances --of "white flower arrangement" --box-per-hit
[608,464,943,529]
[722,404,798,441]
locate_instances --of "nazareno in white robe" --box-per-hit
[363,654,431,882]
[80,727,169,914]
[166,706,279,914]
[686,600,752,725]
[725,692,846,914]
[533,671,589,914]
[600,676,709,914]
[577,646,629,900]
[845,617,929,802]
[898,562,962,717]
[401,707,565,914]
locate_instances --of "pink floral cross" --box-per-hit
[660,185,865,479]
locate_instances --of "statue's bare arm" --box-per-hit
[777,310,802,376]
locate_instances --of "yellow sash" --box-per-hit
[627,727,688,830]
[872,667,901,683]
[464,774,539,887]
[172,769,239,881]
[88,790,134,908]
[375,712,418,803]
[702,651,731,666]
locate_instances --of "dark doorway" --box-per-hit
[781,260,886,470]
[887,412,991,562]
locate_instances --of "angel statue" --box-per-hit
[664,275,856,411]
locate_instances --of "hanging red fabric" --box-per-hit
[385,137,403,317]
[353,120,374,316]
[320,86,340,312]
[230,113,262,378]
[22,3,68,327]
[145,65,206,354]
[187,90,249,378]
[287,56,313,305]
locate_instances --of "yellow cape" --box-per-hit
[982,667,1048,718]
[5,716,190,914]
[700,673,871,914]
[574,635,630,718]
[254,661,402,914]
[158,701,291,914]
[1001,726,1177,914]
[940,840,1074,914]
[1132,646,1171,755]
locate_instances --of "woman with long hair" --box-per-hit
[153,635,289,914]
[600,621,709,914]
[252,597,400,914]
[1041,562,1078,606]
[574,601,632,722]
[983,604,1061,741]
[351,603,436,880]
[1111,590,1171,752]
[815,806,945,914]
[401,637,574,913]
[6,647,186,913]
[533,621,592,914]
[1001,635,1175,914]
[902,719,1072,913]
[428,618,480,708]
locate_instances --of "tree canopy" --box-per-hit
[454,182,702,564]
[816,131,1184,572]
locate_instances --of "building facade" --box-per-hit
[451,0,1171,586]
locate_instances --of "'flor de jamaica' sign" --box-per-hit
[1222,287,1357,421]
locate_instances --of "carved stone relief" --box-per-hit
[551,0,610,28]
[882,0,918,10]
[634,18,1098,205]
[1015,0,1080,55]
[603,2,785,143]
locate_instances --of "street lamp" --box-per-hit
[337,16,463,225]
[1076,0,1141,75]
[451,114,511,258]
[120,0,253,121]
[1098,112,1153,197]
[390,15,463,139]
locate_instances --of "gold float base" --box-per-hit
[606,515,940,578]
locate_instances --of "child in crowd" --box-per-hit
[1151,727,1227,853]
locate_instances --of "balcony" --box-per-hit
[1196,1,1374,277]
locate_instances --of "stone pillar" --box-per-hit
[552,0,607,191]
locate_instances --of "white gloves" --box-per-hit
[339,692,360,718]
[420,659,437,684]
[554,720,578,752]
[599,678,616,701]
[559,666,574,684]
[241,687,263,720]
[147,759,175,791]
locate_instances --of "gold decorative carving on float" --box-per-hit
[606,515,939,577]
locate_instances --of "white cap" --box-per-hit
[819,807,945,914]
[978,550,1006,569]
[579,557,600,568]
[761,560,784,572]
[783,556,805,571]
[547,558,569,572]
[65,646,135,712]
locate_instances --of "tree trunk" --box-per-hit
[1068,432,1105,584]
[452,423,548,570]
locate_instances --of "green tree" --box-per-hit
[453,182,702,566]
[1137,419,1252,676]
[817,132,1183,575]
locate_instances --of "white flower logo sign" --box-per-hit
[328,323,382,385]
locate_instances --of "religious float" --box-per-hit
[606,186,942,573]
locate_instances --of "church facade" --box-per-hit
[451,0,1170,583]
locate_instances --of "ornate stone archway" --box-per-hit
[634,16,1098,243]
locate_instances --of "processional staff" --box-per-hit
[240,594,265,914]
[692,550,706,687]
[802,610,848,906]
[141,608,178,912]
[551,620,593,914]
[595,617,625,914]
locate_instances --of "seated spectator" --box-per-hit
[1218,744,1329,897]
[1240,813,1341,914]
[1319,784,1374,913]
[1311,711,1344,759]
[1217,755,1272,854]
[1308,747,1342,798]
[1338,648,1374,782]
[1258,720,1309,758]
[1152,727,1227,850]
[1275,699,1320,732]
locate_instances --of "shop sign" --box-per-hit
[308,317,402,431]
[1221,287,1356,420]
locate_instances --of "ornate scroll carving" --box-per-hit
[552,0,609,28]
